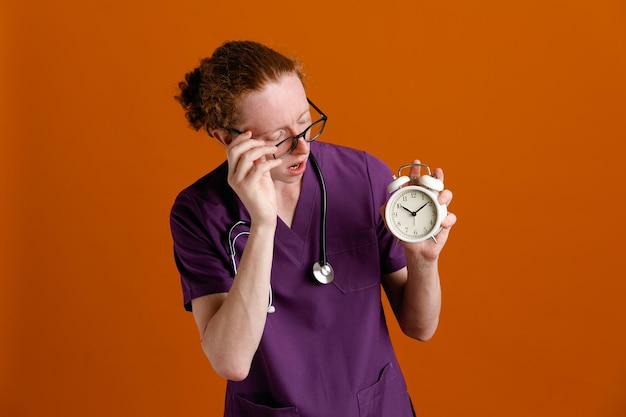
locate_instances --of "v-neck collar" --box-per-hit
[274,151,321,265]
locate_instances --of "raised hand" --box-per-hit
[225,131,283,226]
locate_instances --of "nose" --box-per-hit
[293,135,310,154]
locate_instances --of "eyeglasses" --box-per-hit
[224,98,327,159]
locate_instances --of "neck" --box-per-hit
[275,180,302,228]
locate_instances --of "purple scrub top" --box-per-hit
[171,141,414,417]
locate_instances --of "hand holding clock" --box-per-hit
[383,160,456,260]
[382,161,455,342]
[406,161,456,259]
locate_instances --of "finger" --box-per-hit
[226,132,270,170]
[245,157,283,184]
[230,140,276,164]
[408,159,422,180]
[438,189,453,206]
[441,212,457,228]
[432,227,450,247]
[226,132,259,160]
[227,139,264,182]
[230,144,278,184]
[227,138,259,171]
[432,215,455,247]
[433,167,444,183]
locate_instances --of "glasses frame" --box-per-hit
[224,98,327,160]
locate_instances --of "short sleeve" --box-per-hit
[364,153,407,274]
[170,190,234,311]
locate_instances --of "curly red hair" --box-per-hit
[175,40,304,137]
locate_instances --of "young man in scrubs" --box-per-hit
[170,40,457,417]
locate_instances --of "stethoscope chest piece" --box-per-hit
[312,261,334,284]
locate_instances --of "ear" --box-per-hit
[211,128,231,146]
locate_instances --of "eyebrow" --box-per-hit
[252,107,311,138]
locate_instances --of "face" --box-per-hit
[235,74,312,185]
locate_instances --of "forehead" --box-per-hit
[236,74,308,131]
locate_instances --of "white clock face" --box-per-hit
[386,187,439,241]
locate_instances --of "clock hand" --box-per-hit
[400,205,416,216]
[414,202,429,214]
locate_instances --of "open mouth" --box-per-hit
[289,162,301,170]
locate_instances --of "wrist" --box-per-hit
[405,250,439,272]
[249,219,277,233]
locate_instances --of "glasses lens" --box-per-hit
[274,137,298,159]
[305,119,325,142]
[273,119,326,159]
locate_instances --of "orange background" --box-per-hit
[2,0,625,416]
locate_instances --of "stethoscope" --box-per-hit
[227,152,334,313]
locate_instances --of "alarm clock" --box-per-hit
[384,163,448,243]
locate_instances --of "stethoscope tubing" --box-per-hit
[308,153,328,268]
[226,151,333,313]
